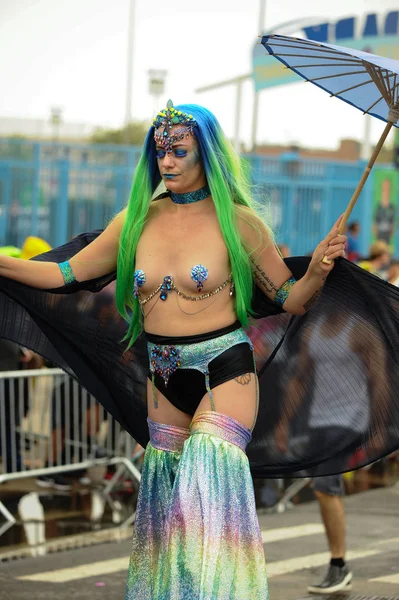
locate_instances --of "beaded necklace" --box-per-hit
[170,184,211,205]
[138,274,234,307]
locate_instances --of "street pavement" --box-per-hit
[0,485,398,600]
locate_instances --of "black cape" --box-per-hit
[1,230,398,477]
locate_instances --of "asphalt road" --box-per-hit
[1,485,398,600]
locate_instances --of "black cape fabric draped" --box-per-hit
[0,230,399,478]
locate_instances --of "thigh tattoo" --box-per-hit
[234,373,252,386]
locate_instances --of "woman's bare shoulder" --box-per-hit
[234,204,269,245]
[107,209,126,234]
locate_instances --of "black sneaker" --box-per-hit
[307,564,352,594]
[52,475,72,491]
[36,474,72,491]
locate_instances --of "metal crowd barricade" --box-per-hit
[0,368,141,539]
[272,478,312,513]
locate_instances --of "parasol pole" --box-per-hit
[322,119,394,264]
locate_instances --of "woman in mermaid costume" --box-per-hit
[6,99,395,600]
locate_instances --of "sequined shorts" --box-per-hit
[145,321,256,415]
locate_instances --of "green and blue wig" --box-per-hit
[116,103,272,347]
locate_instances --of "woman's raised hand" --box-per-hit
[308,217,347,278]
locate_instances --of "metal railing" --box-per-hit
[0,138,383,257]
[0,368,141,539]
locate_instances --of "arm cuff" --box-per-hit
[58,260,78,286]
[274,276,296,307]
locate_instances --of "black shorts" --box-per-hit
[146,321,256,415]
[312,475,344,496]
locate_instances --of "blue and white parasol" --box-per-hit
[261,34,399,237]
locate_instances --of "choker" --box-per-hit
[170,185,211,205]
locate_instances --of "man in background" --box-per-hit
[0,340,32,472]
[373,179,395,245]
[346,221,361,263]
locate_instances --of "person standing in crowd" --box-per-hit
[373,178,396,245]
[0,101,348,600]
[307,476,350,594]
[275,306,389,595]
[0,340,32,473]
[346,221,361,263]
[358,240,392,279]
[388,259,399,286]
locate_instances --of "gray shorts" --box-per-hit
[312,474,344,496]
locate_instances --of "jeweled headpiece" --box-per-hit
[153,100,197,153]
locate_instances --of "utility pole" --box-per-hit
[234,80,243,153]
[361,116,372,161]
[195,74,251,153]
[251,0,267,150]
[125,0,136,139]
[148,70,168,116]
[197,10,323,154]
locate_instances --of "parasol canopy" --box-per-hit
[261,34,399,125]
[260,34,399,238]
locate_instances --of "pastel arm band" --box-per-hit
[58,260,78,286]
[274,276,297,307]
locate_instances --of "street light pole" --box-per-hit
[234,80,243,153]
[251,0,267,150]
[361,116,372,160]
[195,74,251,153]
[197,13,323,153]
[148,70,168,116]
[125,0,136,130]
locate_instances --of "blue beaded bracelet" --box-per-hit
[58,260,77,286]
[274,276,296,307]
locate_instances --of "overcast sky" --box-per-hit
[1,0,398,149]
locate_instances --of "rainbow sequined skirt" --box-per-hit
[125,412,269,600]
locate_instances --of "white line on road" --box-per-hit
[17,537,385,584]
[18,557,129,583]
[18,524,325,583]
[18,547,381,584]
[369,573,399,584]
[267,549,380,578]
[261,523,324,544]
[376,536,399,546]
[18,523,325,583]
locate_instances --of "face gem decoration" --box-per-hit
[153,100,197,154]
[191,264,209,292]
